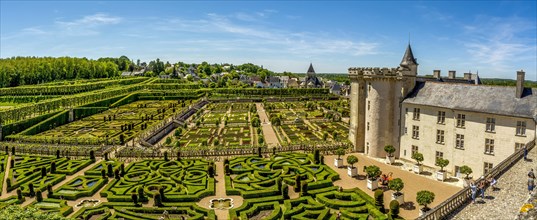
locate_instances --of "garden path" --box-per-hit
[326,153,460,220]
[449,145,537,220]
[255,103,279,147]
[196,161,244,220]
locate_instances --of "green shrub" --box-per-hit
[374,189,385,213]
[384,145,395,157]
[435,158,449,172]
[36,189,43,202]
[154,192,163,207]
[460,165,473,179]
[389,200,399,218]
[336,148,345,159]
[388,178,404,193]
[347,155,358,168]
[416,190,435,209]
[412,152,424,165]
[366,165,381,180]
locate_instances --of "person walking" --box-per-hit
[524,145,528,161]
[470,181,477,204]
[529,174,535,195]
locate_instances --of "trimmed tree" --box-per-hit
[294,175,302,192]
[388,178,404,196]
[16,188,23,200]
[28,183,35,197]
[435,158,450,172]
[389,200,400,219]
[374,189,385,213]
[314,149,320,164]
[282,183,289,199]
[47,184,53,197]
[89,150,95,161]
[154,192,163,207]
[416,190,435,211]
[384,145,396,157]
[366,165,382,180]
[107,164,113,177]
[51,162,56,173]
[336,148,345,160]
[347,155,358,169]
[41,167,47,177]
[460,165,473,179]
[164,151,168,161]
[35,189,43,202]
[412,152,424,165]
[131,193,138,205]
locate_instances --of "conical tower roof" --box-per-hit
[400,44,417,67]
[307,63,315,74]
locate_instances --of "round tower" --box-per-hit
[348,44,417,157]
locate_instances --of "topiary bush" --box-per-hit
[51,162,56,174]
[16,188,23,200]
[154,192,162,207]
[374,189,385,213]
[416,190,435,211]
[460,165,473,179]
[389,200,400,218]
[388,178,404,195]
[294,175,301,192]
[28,183,35,197]
[36,189,43,202]
[412,152,424,165]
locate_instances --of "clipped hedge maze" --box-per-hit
[72,202,216,220]
[101,159,215,202]
[227,153,386,220]
[6,155,92,196]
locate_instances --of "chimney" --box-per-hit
[464,73,471,80]
[433,70,441,79]
[516,70,525,98]
[448,70,456,79]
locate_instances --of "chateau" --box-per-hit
[348,44,537,177]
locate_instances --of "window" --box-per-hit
[368,83,371,92]
[435,151,444,163]
[367,122,370,131]
[412,126,420,139]
[456,114,466,128]
[404,127,407,134]
[516,143,525,151]
[368,101,370,110]
[413,108,420,120]
[484,162,493,174]
[436,130,445,144]
[437,111,445,124]
[516,121,526,136]
[486,118,495,132]
[455,134,465,149]
[411,145,419,155]
[485,139,495,155]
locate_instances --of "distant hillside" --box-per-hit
[481,78,537,88]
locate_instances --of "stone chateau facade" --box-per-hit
[348,44,537,177]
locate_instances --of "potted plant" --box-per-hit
[347,155,358,177]
[411,152,424,174]
[435,158,450,181]
[416,190,435,216]
[388,178,404,204]
[460,165,473,187]
[366,165,381,190]
[334,148,345,168]
[384,145,396,164]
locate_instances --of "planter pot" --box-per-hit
[436,171,447,181]
[391,192,404,205]
[413,164,423,174]
[334,158,343,168]
[347,167,357,177]
[419,207,431,216]
[367,178,378,190]
[386,155,395,164]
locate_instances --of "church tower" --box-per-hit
[348,44,417,157]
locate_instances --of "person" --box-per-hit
[529,169,535,179]
[529,173,535,195]
[478,181,486,200]
[488,176,498,190]
[524,145,528,161]
[470,181,477,204]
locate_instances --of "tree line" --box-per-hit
[0,56,123,88]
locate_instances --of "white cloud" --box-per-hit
[462,16,536,72]
[56,13,122,27]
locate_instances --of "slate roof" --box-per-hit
[400,44,418,67]
[403,81,537,121]
[307,63,315,74]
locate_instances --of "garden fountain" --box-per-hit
[209,198,234,210]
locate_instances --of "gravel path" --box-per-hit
[450,146,536,220]
[255,103,280,147]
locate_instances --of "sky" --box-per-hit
[1,1,536,80]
